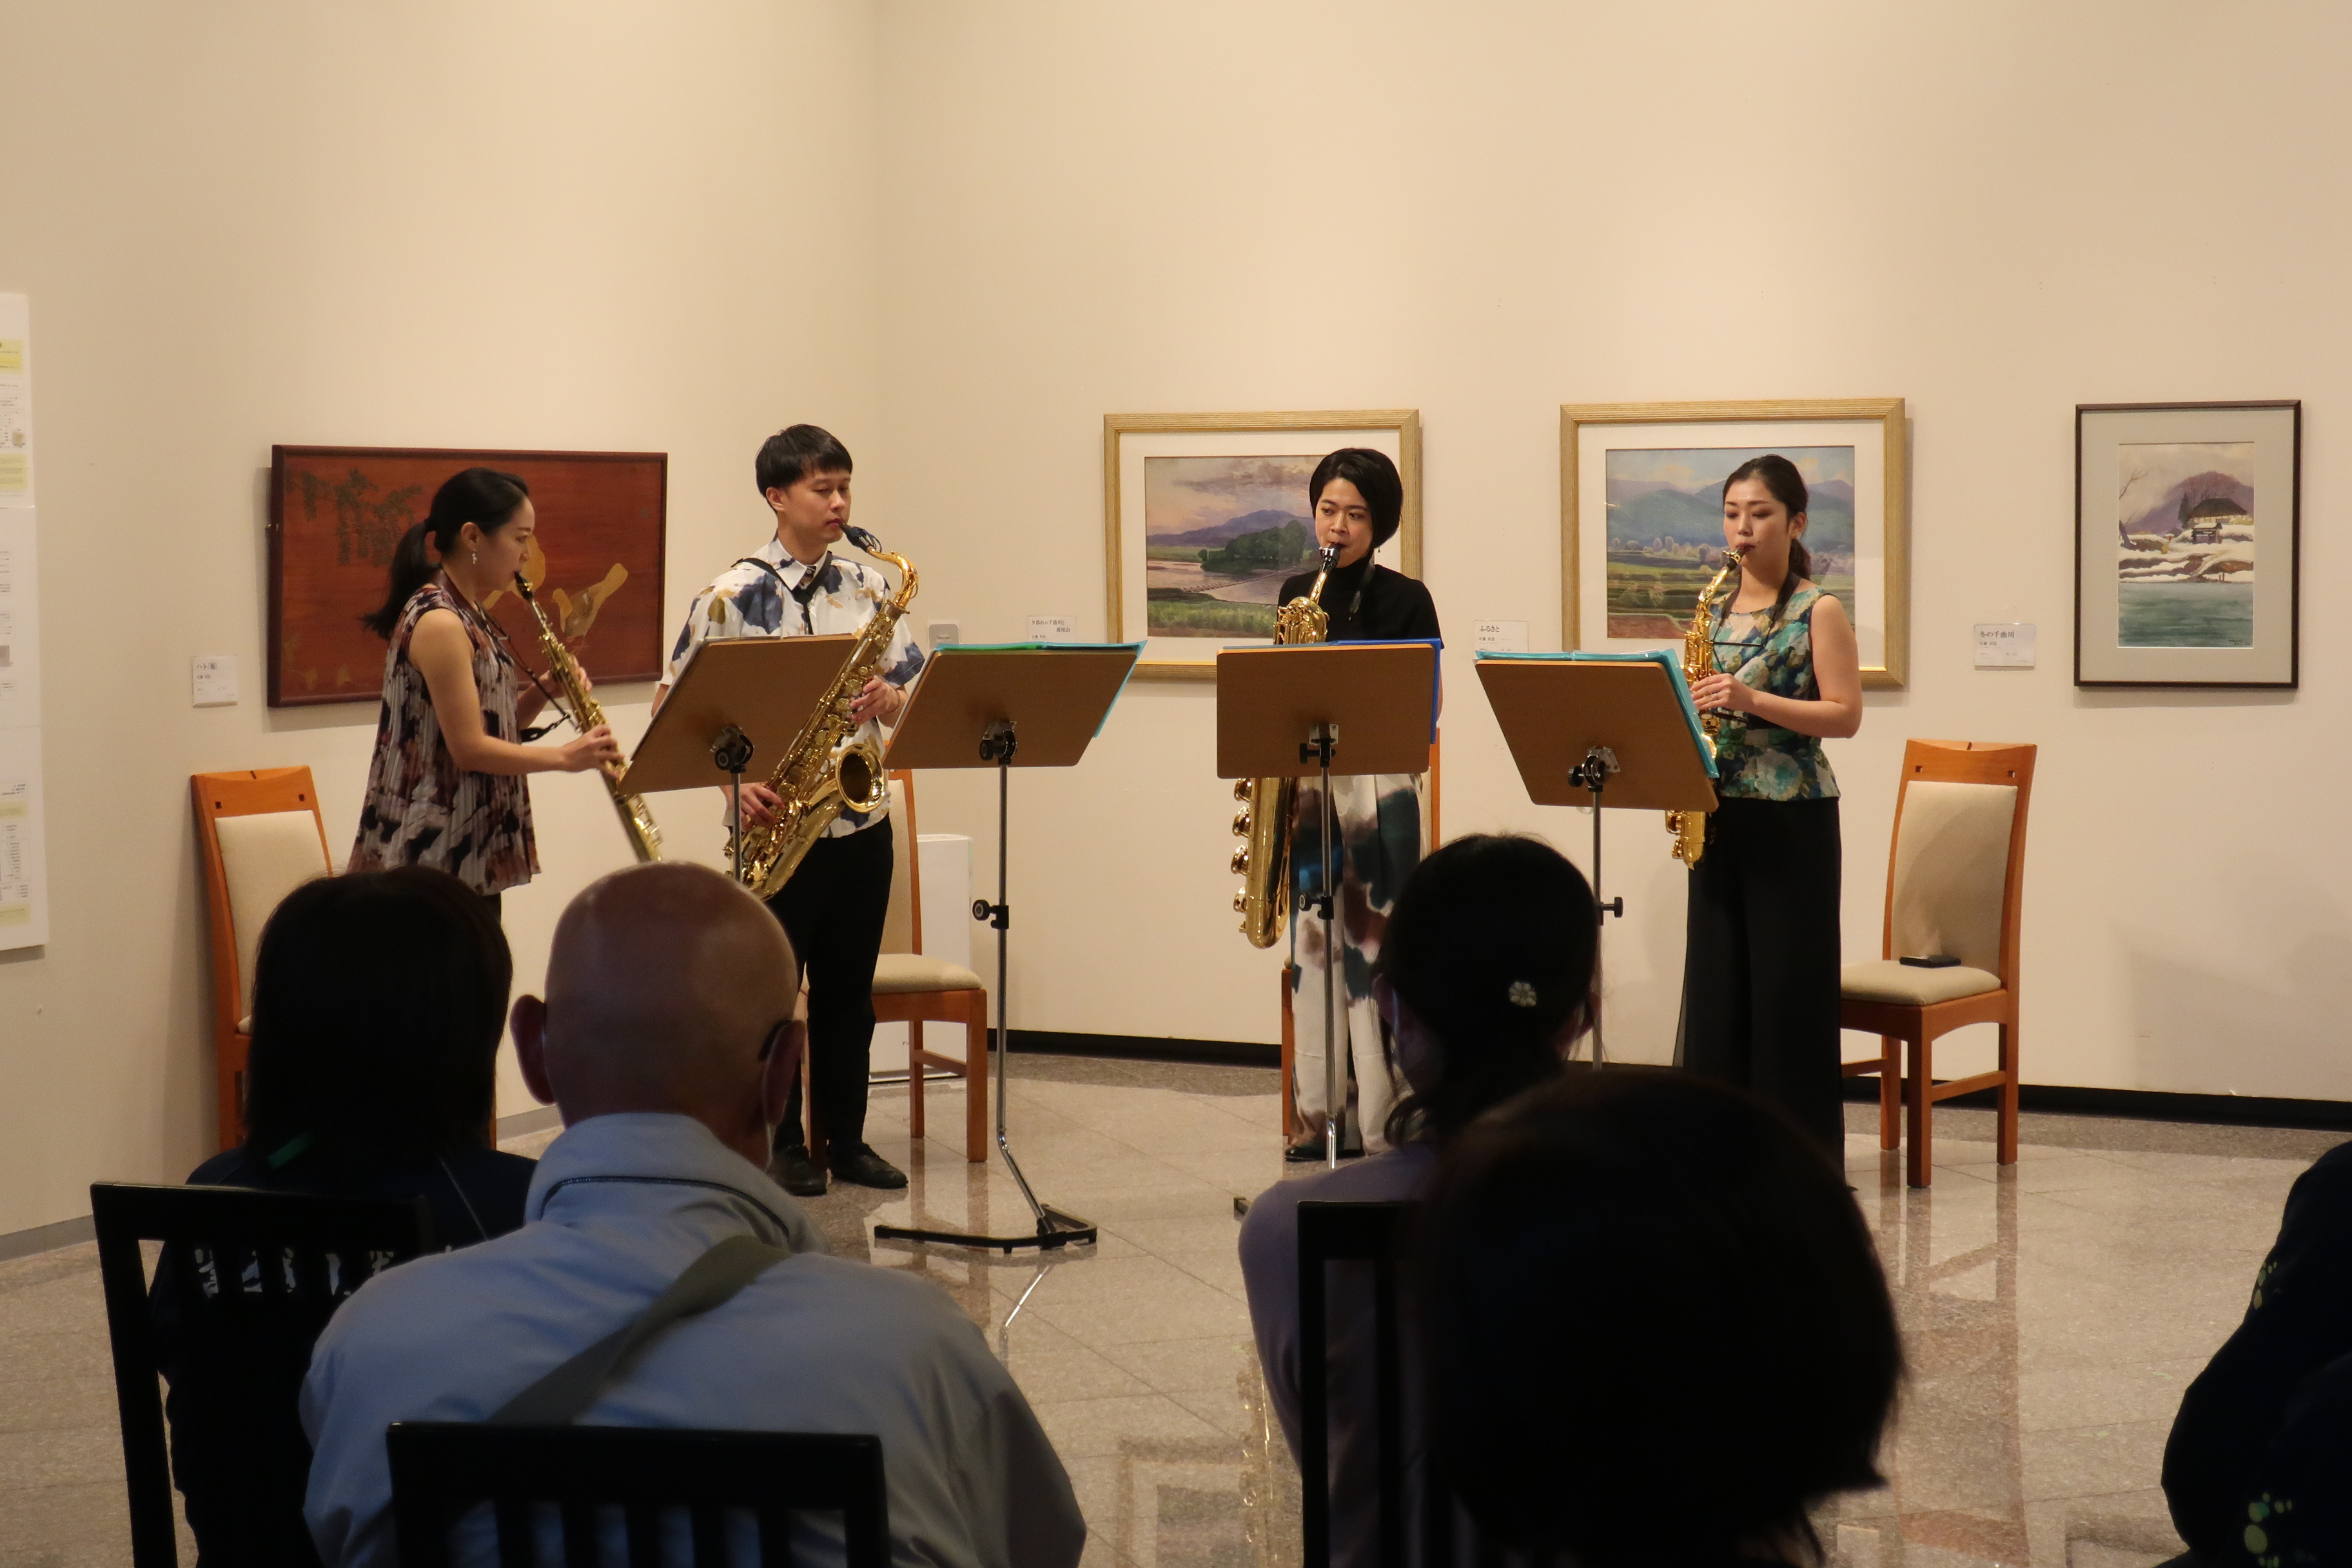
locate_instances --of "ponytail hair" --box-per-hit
[1721,453,1813,603]
[1380,834,1598,1148]
[360,467,531,638]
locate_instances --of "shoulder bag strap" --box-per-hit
[488,1233,791,1426]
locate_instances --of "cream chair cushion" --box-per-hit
[879,779,917,956]
[1841,958,2001,1006]
[215,810,331,1024]
[1886,781,2016,976]
[872,954,983,994]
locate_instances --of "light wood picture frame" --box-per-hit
[1104,410,1422,681]
[2074,400,2298,689]
[1560,399,1908,689]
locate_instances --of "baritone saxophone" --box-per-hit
[1665,548,1743,867]
[512,573,663,863]
[1228,545,1337,947]
[731,527,917,901]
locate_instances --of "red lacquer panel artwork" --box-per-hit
[267,446,667,707]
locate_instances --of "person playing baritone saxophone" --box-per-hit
[654,426,925,1197]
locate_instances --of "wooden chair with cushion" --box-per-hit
[869,770,988,1162]
[1840,740,2037,1188]
[192,767,332,1151]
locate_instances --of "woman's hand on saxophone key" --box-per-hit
[1689,672,1750,715]
[557,725,625,773]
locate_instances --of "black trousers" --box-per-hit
[765,818,893,1154]
[1682,797,1845,1157]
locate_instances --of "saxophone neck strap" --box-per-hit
[487,1233,791,1427]
[737,554,828,632]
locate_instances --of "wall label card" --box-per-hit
[1476,619,1530,654]
[1975,623,2037,668]
[1026,615,1078,642]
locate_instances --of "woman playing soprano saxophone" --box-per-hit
[1681,454,1862,1157]
[1280,448,1440,1161]
[350,469,622,920]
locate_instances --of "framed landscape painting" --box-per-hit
[1561,399,1909,689]
[267,446,667,707]
[1104,410,1422,680]
[2075,401,2299,688]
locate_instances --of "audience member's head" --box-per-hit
[513,863,802,1166]
[1416,1070,1901,1566]
[243,867,512,1186]
[1376,832,1597,1148]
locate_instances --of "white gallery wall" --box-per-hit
[3,0,2349,1237]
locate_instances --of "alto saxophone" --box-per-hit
[1230,545,1337,947]
[513,573,663,864]
[1665,548,1743,867]
[732,526,918,901]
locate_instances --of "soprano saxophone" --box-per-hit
[731,526,917,901]
[513,573,663,864]
[1665,548,1743,867]
[1229,545,1337,947]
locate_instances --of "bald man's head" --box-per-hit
[522,863,800,1156]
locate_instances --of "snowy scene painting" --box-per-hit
[2115,442,2256,648]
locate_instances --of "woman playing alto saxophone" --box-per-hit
[1680,455,1862,1158]
[351,469,623,922]
[1278,448,1440,1162]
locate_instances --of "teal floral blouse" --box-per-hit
[1708,582,1840,802]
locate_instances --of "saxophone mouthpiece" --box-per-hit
[1319,544,1338,565]
[845,526,884,554]
[513,571,534,599]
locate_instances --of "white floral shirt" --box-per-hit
[667,535,925,836]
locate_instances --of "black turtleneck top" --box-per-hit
[1275,554,1440,643]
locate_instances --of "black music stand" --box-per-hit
[619,636,856,879]
[1473,650,1715,1061]
[1217,640,1440,1168]
[870,642,1141,1253]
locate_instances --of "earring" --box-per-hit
[471,549,478,565]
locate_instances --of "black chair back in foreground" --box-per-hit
[1298,1199,1418,1568]
[386,1424,890,1568]
[91,1181,435,1568]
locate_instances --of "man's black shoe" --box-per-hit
[828,1144,908,1190]
[772,1144,827,1197]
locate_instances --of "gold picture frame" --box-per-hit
[1560,398,1909,689]
[1104,409,1422,681]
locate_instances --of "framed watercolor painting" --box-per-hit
[267,446,667,707]
[1104,410,1422,680]
[1560,399,1909,689]
[2075,401,2299,689]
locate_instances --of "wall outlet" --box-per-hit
[926,620,960,649]
[192,654,239,706]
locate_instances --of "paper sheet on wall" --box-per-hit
[0,294,29,505]
[0,294,48,950]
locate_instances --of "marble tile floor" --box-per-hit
[0,1055,2340,1567]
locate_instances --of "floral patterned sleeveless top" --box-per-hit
[348,577,539,894]
[1707,581,1840,803]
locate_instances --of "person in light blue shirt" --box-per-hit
[300,863,1083,1568]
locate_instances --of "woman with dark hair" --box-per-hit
[349,467,620,910]
[1681,453,1862,1156]
[1416,1070,1902,1565]
[161,867,536,1563]
[1279,446,1442,1159]
[1239,833,1594,1567]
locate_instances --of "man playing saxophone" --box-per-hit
[653,424,925,1197]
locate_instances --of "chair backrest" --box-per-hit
[1881,741,2037,985]
[91,1181,435,1568]
[386,1424,890,1568]
[1298,1200,1414,1568]
[192,768,332,1029]
[879,770,921,956]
